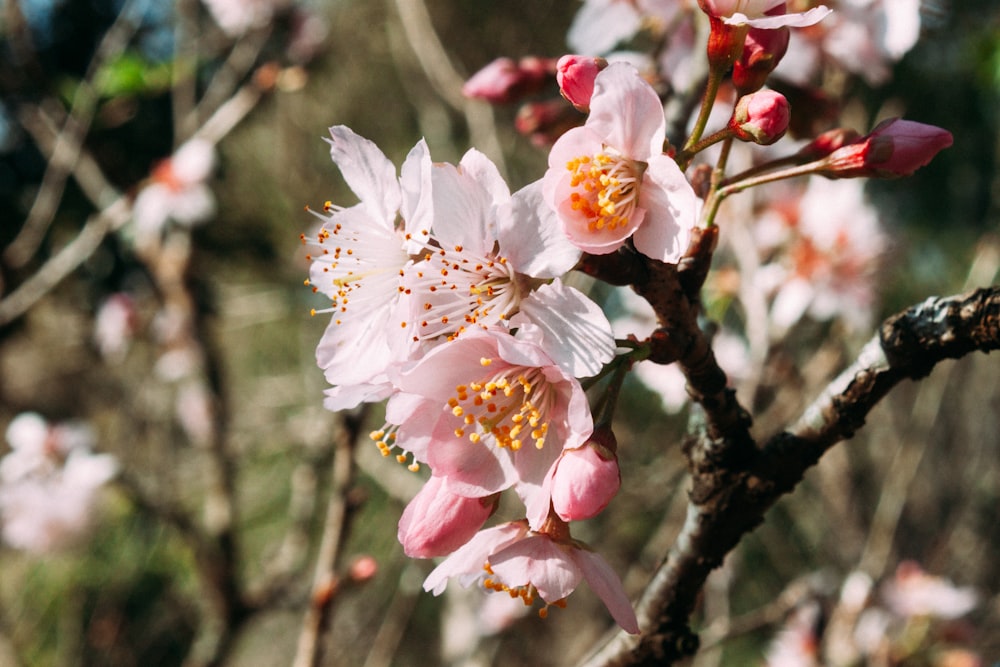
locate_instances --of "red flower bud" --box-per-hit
[462,56,555,105]
[556,54,608,112]
[732,25,789,95]
[729,90,790,145]
[821,118,953,178]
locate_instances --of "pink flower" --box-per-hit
[556,55,607,111]
[542,62,698,262]
[424,521,639,633]
[881,561,978,620]
[463,57,554,104]
[729,90,790,145]
[397,475,498,558]
[548,431,620,521]
[0,414,117,553]
[821,118,954,179]
[699,0,831,29]
[400,148,614,378]
[133,139,217,248]
[386,329,593,529]
[305,126,433,410]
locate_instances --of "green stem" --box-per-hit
[682,67,726,157]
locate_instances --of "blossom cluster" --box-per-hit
[307,0,955,634]
[765,562,982,666]
[0,413,118,554]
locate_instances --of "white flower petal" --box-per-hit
[326,125,401,224]
[511,280,615,378]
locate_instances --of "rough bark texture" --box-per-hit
[579,233,1000,666]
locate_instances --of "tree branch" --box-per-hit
[581,286,1000,666]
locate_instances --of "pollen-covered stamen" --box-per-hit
[402,244,523,343]
[369,424,420,472]
[482,562,568,618]
[566,149,645,233]
[303,207,413,324]
[447,358,555,452]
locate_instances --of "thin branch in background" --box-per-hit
[190,26,272,130]
[361,563,426,667]
[387,0,507,177]
[0,202,130,326]
[3,0,140,269]
[292,409,365,667]
[172,0,200,143]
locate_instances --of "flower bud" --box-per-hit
[728,90,790,145]
[821,118,953,178]
[732,25,789,95]
[796,127,862,161]
[462,56,554,105]
[397,476,498,558]
[514,99,582,146]
[556,54,607,112]
[550,430,621,522]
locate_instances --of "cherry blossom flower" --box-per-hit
[776,0,921,86]
[760,177,886,334]
[201,0,292,36]
[568,0,684,56]
[384,328,593,528]
[93,293,138,363]
[424,521,639,633]
[0,414,117,553]
[133,138,217,248]
[881,561,978,620]
[399,148,614,378]
[699,0,831,29]
[305,126,432,410]
[764,602,821,667]
[542,62,699,261]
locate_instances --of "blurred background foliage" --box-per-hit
[0,0,999,665]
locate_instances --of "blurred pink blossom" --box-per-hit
[0,414,117,553]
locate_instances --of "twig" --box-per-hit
[292,409,366,667]
[4,0,140,268]
[387,0,507,176]
[361,563,426,667]
[0,201,130,326]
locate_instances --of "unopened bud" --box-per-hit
[821,118,953,178]
[556,54,607,112]
[729,90,790,145]
[347,555,378,583]
[550,429,621,522]
[462,56,554,105]
[515,99,582,146]
[732,25,789,95]
[398,476,498,558]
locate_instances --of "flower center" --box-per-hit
[447,358,552,452]
[402,245,522,343]
[566,150,643,233]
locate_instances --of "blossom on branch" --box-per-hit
[385,328,594,528]
[424,521,640,634]
[542,62,698,261]
[304,126,432,410]
[698,0,831,29]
